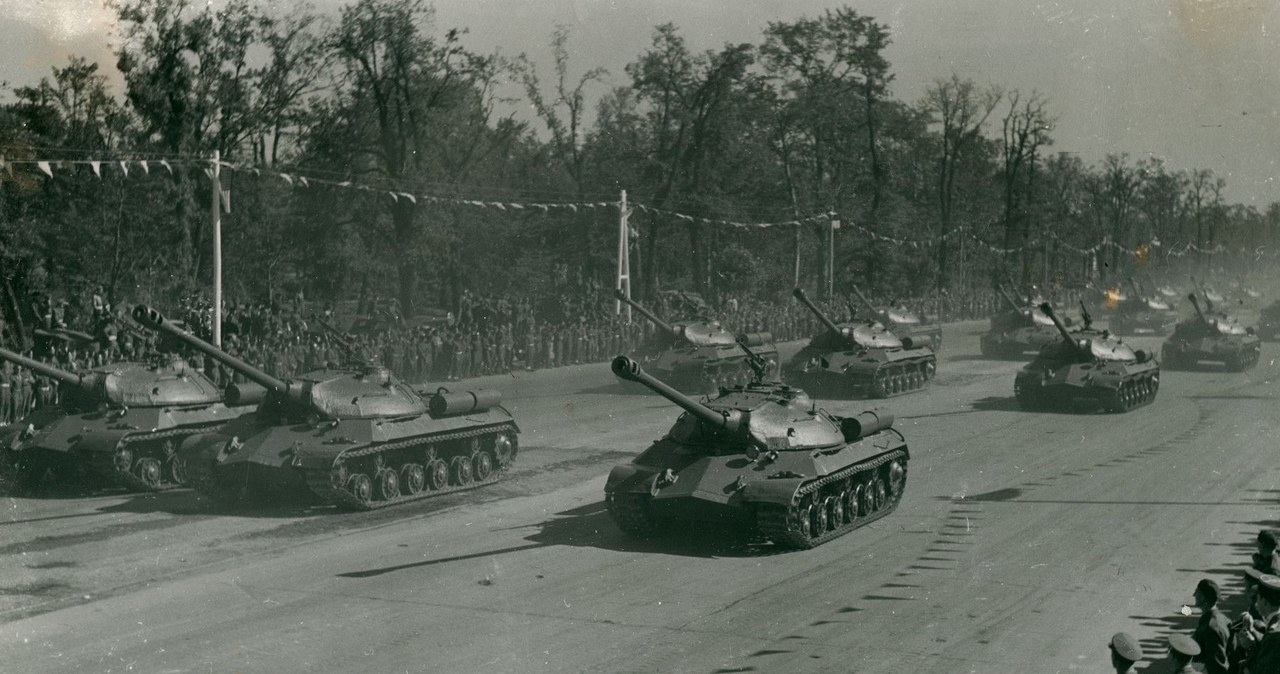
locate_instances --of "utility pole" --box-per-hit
[211,151,222,347]
[828,215,840,299]
[615,190,632,322]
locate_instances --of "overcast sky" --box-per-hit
[3,0,1278,205]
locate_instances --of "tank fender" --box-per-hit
[226,382,267,407]
[66,430,130,456]
[741,477,806,506]
[738,332,774,347]
[604,464,657,495]
[429,389,502,417]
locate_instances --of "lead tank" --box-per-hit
[614,290,779,393]
[849,285,943,352]
[785,287,936,397]
[1014,303,1160,412]
[0,346,255,492]
[979,284,1066,358]
[1161,294,1261,371]
[132,305,518,509]
[604,355,908,550]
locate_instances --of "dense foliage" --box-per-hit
[1,0,1276,317]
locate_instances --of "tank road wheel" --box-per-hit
[824,495,843,530]
[923,360,937,380]
[845,483,863,522]
[375,469,401,501]
[836,486,854,524]
[133,457,163,489]
[810,496,830,537]
[400,463,426,495]
[167,455,187,486]
[473,451,494,481]
[493,434,515,468]
[345,473,373,505]
[860,480,877,515]
[113,447,133,475]
[873,477,888,511]
[450,456,474,486]
[871,369,892,398]
[888,461,907,500]
[796,497,816,538]
[426,459,449,490]
[606,494,659,537]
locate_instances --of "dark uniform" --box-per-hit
[1195,579,1232,674]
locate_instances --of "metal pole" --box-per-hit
[212,150,222,347]
[616,189,632,322]
[827,217,838,299]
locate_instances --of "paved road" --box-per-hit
[1,319,1277,673]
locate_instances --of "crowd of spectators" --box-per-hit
[0,280,1088,425]
[1107,529,1280,673]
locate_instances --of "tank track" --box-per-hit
[1098,373,1160,413]
[302,421,520,511]
[605,493,660,537]
[859,356,936,398]
[754,447,908,549]
[80,426,216,492]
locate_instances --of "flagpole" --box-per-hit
[212,151,222,348]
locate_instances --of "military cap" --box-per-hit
[1245,566,1266,584]
[1110,632,1144,661]
[1197,578,1221,603]
[1260,529,1280,547]
[1170,633,1200,657]
[1258,574,1280,593]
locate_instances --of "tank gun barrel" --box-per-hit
[1078,301,1093,329]
[1188,293,1208,323]
[613,290,676,335]
[132,305,288,394]
[995,284,1024,312]
[314,317,365,363]
[611,356,761,447]
[848,285,880,316]
[1039,302,1077,344]
[792,288,844,337]
[0,346,95,390]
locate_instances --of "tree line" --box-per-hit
[0,0,1275,318]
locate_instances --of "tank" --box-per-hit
[132,305,519,510]
[849,285,943,352]
[603,354,908,550]
[1108,278,1180,336]
[614,290,779,393]
[979,284,1068,358]
[1161,294,1261,371]
[785,288,936,397]
[0,346,255,492]
[1014,303,1160,412]
[1258,299,1280,340]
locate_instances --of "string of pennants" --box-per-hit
[1,154,1267,258]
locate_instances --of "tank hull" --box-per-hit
[1109,309,1179,336]
[979,325,1061,358]
[631,344,781,395]
[1014,360,1160,413]
[604,426,909,550]
[782,345,936,398]
[4,403,250,492]
[176,408,519,510]
[1161,332,1261,371]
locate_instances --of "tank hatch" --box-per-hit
[298,368,428,419]
[699,386,845,450]
[848,324,903,350]
[679,321,737,347]
[1087,337,1137,362]
[886,309,921,325]
[98,361,223,407]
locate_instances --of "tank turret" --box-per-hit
[1039,302,1078,345]
[995,284,1024,313]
